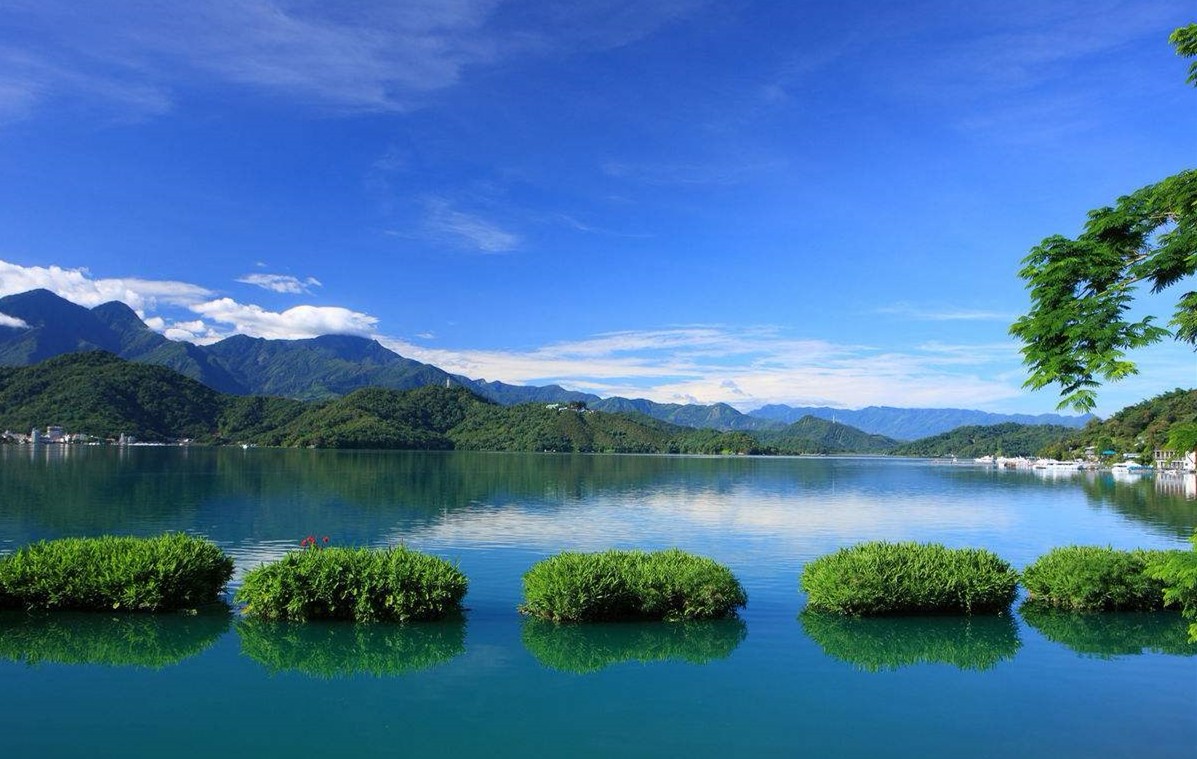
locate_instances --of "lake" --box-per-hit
[1,446,1194,758]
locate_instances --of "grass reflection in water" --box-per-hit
[0,607,231,669]
[799,611,1021,672]
[521,618,747,674]
[1020,606,1197,658]
[237,615,466,678]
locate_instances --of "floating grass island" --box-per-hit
[1020,546,1182,612]
[0,534,233,613]
[236,545,468,622]
[520,548,747,622]
[800,541,1019,615]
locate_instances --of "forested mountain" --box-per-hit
[889,423,1080,458]
[589,397,780,431]
[0,353,765,453]
[1056,389,1197,459]
[0,352,229,441]
[748,403,1092,440]
[753,416,898,454]
[0,290,588,405]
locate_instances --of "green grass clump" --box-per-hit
[520,548,747,622]
[237,617,466,677]
[799,611,1021,672]
[0,608,231,669]
[521,618,747,674]
[1146,534,1197,642]
[800,541,1018,615]
[236,545,468,622]
[0,533,233,612]
[1020,546,1183,611]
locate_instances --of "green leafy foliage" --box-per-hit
[890,422,1079,458]
[1010,28,1197,412]
[236,545,468,622]
[0,533,233,612]
[800,541,1019,615]
[237,617,466,677]
[520,549,747,622]
[1146,533,1197,642]
[0,608,231,668]
[1021,546,1180,611]
[799,611,1021,672]
[521,618,746,674]
[1020,607,1197,658]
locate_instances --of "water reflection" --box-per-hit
[237,616,466,678]
[0,607,231,669]
[1078,475,1197,538]
[799,612,1021,672]
[1020,606,1197,658]
[521,618,747,674]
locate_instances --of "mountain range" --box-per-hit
[0,288,1091,439]
[749,404,1092,440]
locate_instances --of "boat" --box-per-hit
[1110,462,1151,476]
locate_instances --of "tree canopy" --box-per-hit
[1010,25,1197,412]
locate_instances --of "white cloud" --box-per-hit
[423,198,521,252]
[191,297,378,340]
[0,260,213,311]
[380,325,1030,410]
[237,273,322,294]
[0,312,30,329]
[0,258,376,343]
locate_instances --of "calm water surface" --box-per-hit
[1,447,1194,758]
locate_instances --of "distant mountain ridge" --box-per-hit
[0,288,1091,437]
[0,289,591,405]
[749,404,1092,440]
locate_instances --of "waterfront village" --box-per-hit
[0,425,189,447]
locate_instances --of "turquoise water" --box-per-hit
[1,447,1194,757]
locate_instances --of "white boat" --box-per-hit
[1032,459,1082,473]
[1110,462,1151,476]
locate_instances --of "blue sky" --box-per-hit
[0,0,1193,416]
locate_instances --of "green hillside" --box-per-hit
[1059,389,1197,460]
[0,353,762,453]
[890,423,1080,458]
[0,352,226,442]
[753,415,898,454]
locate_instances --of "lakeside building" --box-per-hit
[1154,448,1197,472]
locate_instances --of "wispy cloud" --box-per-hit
[237,273,322,295]
[380,325,1028,410]
[0,1,704,122]
[878,303,1014,322]
[0,312,30,329]
[422,197,521,253]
